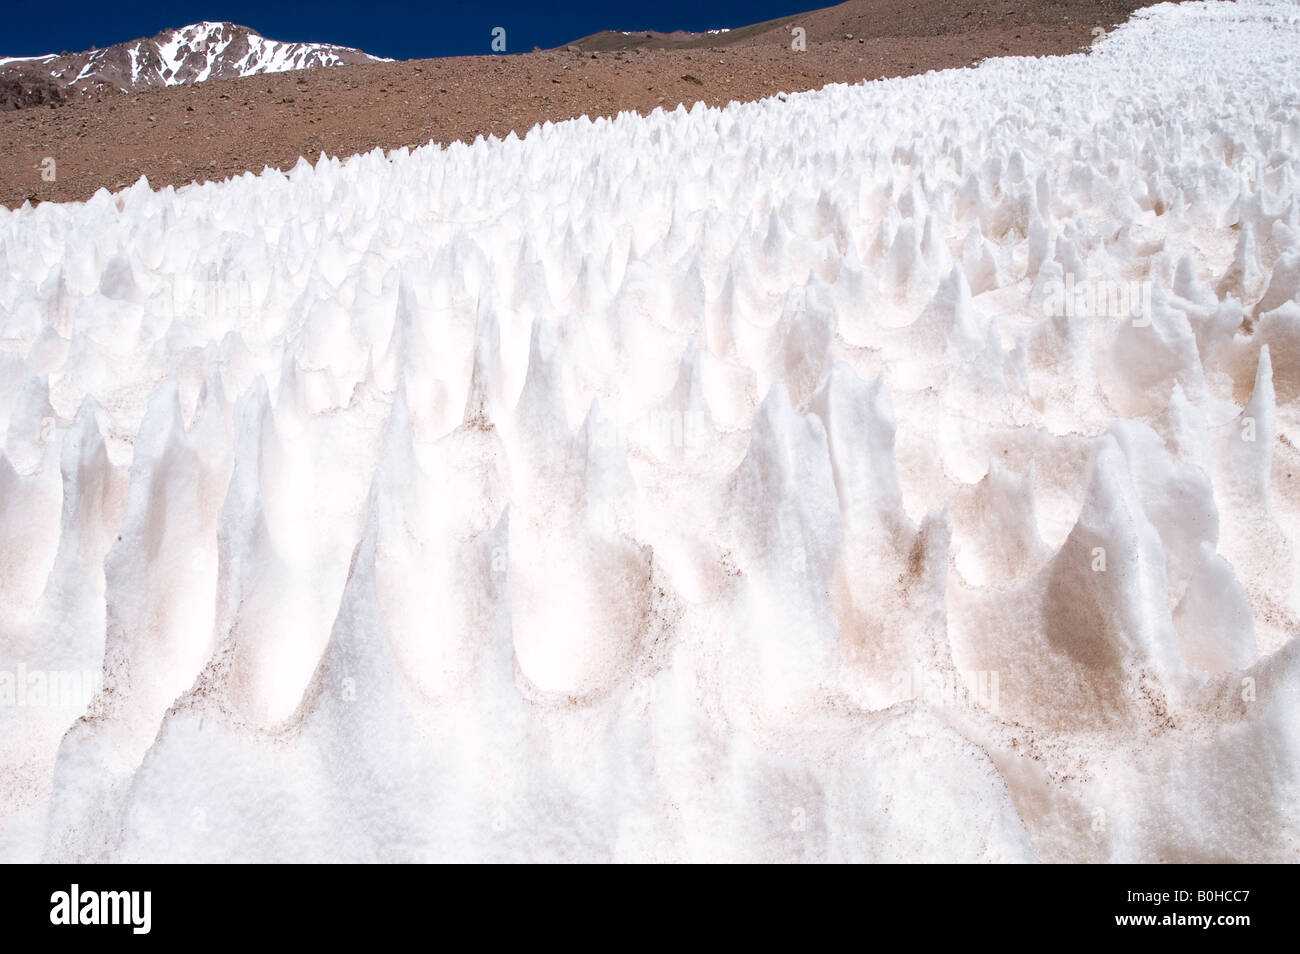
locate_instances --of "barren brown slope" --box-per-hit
[1,0,1157,209]
[563,0,1148,51]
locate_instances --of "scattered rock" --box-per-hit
[0,73,68,111]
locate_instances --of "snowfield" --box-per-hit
[1,1,1299,862]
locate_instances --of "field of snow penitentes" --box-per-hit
[2,0,1300,863]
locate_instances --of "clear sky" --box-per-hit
[2,1,811,60]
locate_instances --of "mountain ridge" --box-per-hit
[0,21,389,108]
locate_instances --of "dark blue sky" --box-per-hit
[3,2,809,60]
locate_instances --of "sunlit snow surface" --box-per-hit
[2,1,1299,862]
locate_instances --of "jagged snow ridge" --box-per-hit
[0,55,59,67]
[1,0,1299,862]
[3,21,389,89]
[145,21,391,84]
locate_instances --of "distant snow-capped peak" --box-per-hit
[139,21,391,86]
[0,21,390,99]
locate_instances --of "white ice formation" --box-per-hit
[1,1,1299,862]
